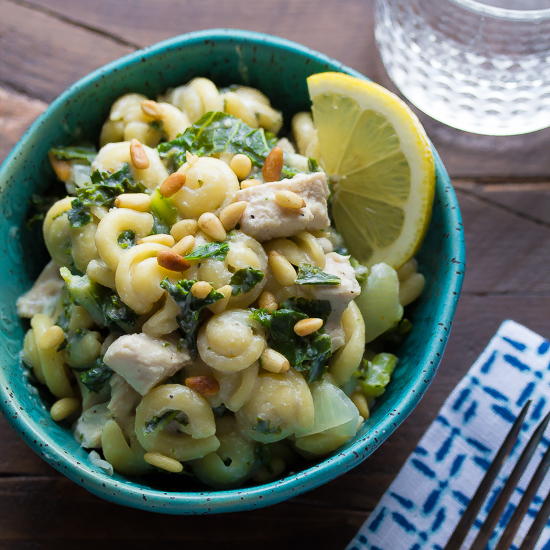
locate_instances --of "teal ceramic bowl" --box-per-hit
[0,29,465,514]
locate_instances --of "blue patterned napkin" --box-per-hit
[347,320,550,550]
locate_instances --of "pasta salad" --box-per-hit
[17,76,426,488]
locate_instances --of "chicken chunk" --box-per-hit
[108,374,141,433]
[16,261,64,318]
[235,172,330,242]
[302,253,361,350]
[103,333,191,395]
[73,403,111,448]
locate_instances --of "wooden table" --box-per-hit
[1,1,549,547]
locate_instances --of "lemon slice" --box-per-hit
[307,72,435,268]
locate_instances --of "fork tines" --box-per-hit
[445,401,550,550]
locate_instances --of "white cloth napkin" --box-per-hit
[347,320,550,550]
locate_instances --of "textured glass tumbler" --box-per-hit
[375,0,550,135]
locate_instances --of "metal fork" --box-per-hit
[445,401,550,550]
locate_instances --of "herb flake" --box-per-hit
[295,264,341,286]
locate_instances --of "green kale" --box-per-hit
[149,189,178,234]
[253,418,282,436]
[354,353,398,398]
[230,267,264,296]
[79,358,113,392]
[117,230,136,249]
[158,112,277,170]
[183,241,229,261]
[295,264,341,285]
[67,164,145,227]
[49,145,97,165]
[251,298,332,383]
[160,278,223,356]
[349,257,369,286]
[144,409,189,434]
[60,267,137,332]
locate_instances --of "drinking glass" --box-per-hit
[375,0,550,135]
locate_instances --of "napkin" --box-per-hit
[347,320,550,550]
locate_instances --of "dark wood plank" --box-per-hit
[0,0,133,101]
[0,88,46,161]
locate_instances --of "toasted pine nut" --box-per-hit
[258,291,278,312]
[37,325,65,350]
[157,249,191,272]
[268,251,297,286]
[141,99,163,119]
[48,153,72,182]
[114,192,151,211]
[197,212,226,241]
[208,285,232,314]
[260,348,290,374]
[351,391,370,419]
[262,147,283,182]
[191,280,213,299]
[185,375,220,396]
[219,201,248,230]
[50,397,80,422]
[170,219,198,241]
[138,234,175,247]
[274,190,305,210]
[240,178,261,189]
[230,154,252,180]
[172,234,195,255]
[397,258,418,281]
[129,138,150,169]
[160,172,186,197]
[294,317,323,336]
[144,452,183,473]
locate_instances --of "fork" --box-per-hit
[445,401,550,550]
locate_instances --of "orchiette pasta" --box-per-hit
[16,75,426,488]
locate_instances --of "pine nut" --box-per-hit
[157,249,191,272]
[260,348,290,374]
[274,190,305,210]
[114,192,151,211]
[50,397,80,422]
[397,258,418,281]
[48,153,71,182]
[219,201,248,230]
[191,280,213,299]
[160,172,186,197]
[399,272,425,307]
[258,291,278,312]
[141,99,163,119]
[208,285,232,314]
[185,375,220,396]
[351,391,370,419]
[170,219,198,241]
[138,234,175,247]
[268,251,297,286]
[230,154,252,180]
[262,147,283,182]
[240,178,261,189]
[294,317,323,336]
[197,212,226,241]
[172,234,195,255]
[37,325,65,350]
[129,138,150,169]
[144,452,183,473]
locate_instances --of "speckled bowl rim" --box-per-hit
[0,29,465,514]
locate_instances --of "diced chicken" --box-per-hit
[16,261,64,318]
[302,253,361,350]
[235,172,330,242]
[108,374,141,433]
[73,403,111,448]
[103,333,191,395]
